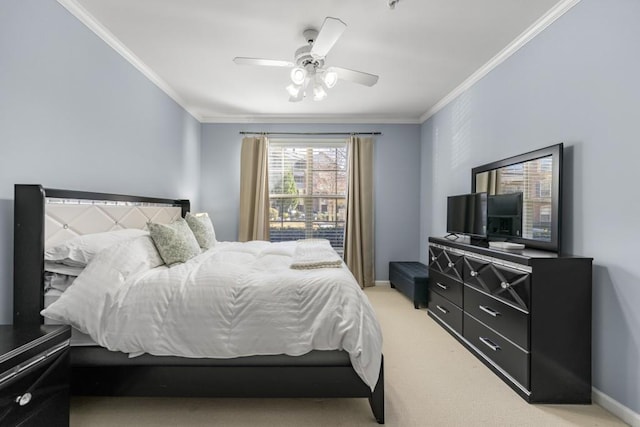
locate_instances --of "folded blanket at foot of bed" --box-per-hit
[290,239,343,269]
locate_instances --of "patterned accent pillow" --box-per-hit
[148,218,201,266]
[185,212,217,250]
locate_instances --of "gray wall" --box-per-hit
[201,123,422,281]
[420,0,640,413]
[0,0,201,324]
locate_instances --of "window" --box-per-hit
[268,139,348,253]
[535,180,552,198]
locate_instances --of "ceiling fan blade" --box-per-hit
[332,66,379,87]
[310,17,346,59]
[233,57,294,67]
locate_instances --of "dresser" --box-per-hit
[427,237,592,403]
[0,325,71,426]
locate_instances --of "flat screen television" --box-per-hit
[446,192,487,238]
[487,192,523,239]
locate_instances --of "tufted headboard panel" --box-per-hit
[13,185,190,325]
[45,199,182,248]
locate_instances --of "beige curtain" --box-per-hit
[475,170,498,195]
[344,136,375,288]
[239,136,270,241]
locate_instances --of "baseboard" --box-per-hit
[374,281,391,287]
[592,387,640,426]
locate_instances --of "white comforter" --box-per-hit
[42,236,383,389]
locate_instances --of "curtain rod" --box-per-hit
[239,131,381,136]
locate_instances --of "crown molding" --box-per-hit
[57,0,579,126]
[56,0,202,122]
[200,114,422,124]
[56,0,418,125]
[419,0,581,123]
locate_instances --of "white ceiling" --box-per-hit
[64,0,571,123]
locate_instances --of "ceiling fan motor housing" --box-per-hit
[294,45,324,70]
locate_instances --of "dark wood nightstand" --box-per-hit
[0,325,71,426]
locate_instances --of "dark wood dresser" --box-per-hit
[0,325,71,426]
[427,237,592,403]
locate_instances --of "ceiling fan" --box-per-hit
[233,17,379,102]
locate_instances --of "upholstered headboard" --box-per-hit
[45,197,183,248]
[13,185,190,325]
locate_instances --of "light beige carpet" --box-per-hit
[71,285,626,426]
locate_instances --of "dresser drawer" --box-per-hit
[429,270,463,307]
[428,290,463,335]
[428,246,463,282]
[463,257,531,312]
[464,313,529,389]
[464,285,529,350]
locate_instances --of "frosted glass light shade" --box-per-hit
[286,83,302,97]
[323,70,338,88]
[290,67,307,85]
[313,85,327,101]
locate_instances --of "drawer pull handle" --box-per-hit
[436,305,448,315]
[447,262,455,268]
[500,281,510,289]
[435,282,448,290]
[479,337,501,352]
[479,305,500,317]
[470,270,478,277]
[16,392,32,406]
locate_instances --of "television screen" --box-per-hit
[487,192,523,239]
[446,192,487,237]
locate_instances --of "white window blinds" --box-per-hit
[497,157,553,240]
[268,139,348,253]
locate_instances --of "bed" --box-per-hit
[13,184,384,424]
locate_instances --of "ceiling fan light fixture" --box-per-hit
[290,67,307,85]
[323,69,338,89]
[234,17,378,103]
[286,83,302,98]
[313,84,327,101]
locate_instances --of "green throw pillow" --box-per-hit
[148,217,201,266]
[185,212,217,250]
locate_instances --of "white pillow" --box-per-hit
[45,229,147,267]
[44,261,84,277]
[44,272,77,293]
[41,234,164,338]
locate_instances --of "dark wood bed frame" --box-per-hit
[12,184,384,424]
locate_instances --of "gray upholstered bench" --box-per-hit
[389,261,429,309]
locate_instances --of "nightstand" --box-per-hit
[0,325,71,426]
